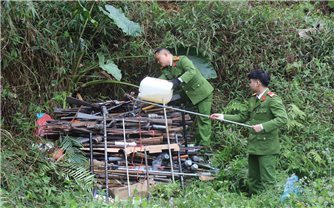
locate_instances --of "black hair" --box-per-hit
[248,70,270,87]
[154,48,172,55]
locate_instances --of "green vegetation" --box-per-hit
[1,1,333,207]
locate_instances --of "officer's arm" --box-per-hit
[178,57,197,83]
[261,96,288,132]
[224,100,251,123]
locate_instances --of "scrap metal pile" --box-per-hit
[40,96,217,197]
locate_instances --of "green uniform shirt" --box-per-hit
[159,56,214,105]
[224,89,288,155]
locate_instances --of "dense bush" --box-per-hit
[1,1,333,207]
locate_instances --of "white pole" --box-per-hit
[102,106,109,202]
[129,96,252,128]
[122,118,131,197]
[163,100,175,182]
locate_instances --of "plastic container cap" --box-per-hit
[138,77,173,104]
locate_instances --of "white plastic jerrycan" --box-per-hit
[138,77,173,104]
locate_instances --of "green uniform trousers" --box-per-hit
[248,154,277,195]
[195,93,213,144]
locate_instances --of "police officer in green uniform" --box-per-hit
[154,48,214,145]
[211,70,288,196]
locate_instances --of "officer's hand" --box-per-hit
[252,124,263,132]
[169,78,181,89]
[210,113,224,121]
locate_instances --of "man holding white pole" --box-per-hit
[211,70,288,196]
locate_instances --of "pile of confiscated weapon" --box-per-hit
[40,96,218,199]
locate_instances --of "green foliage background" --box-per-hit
[1,1,333,207]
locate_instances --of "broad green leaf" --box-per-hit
[329,1,334,9]
[188,55,217,80]
[97,53,122,81]
[172,47,217,80]
[100,5,142,37]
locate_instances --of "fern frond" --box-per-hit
[287,119,305,130]
[308,150,324,165]
[224,100,248,113]
[287,104,306,120]
[59,135,83,151]
[286,104,306,130]
[39,161,57,175]
[59,135,87,164]
[61,164,95,191]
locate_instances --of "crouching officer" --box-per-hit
[211,69,288,196]
[154,48,214,145]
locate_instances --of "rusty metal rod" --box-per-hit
[175,134,184,189]
[89,132,97,197]
[144,147,150,200]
